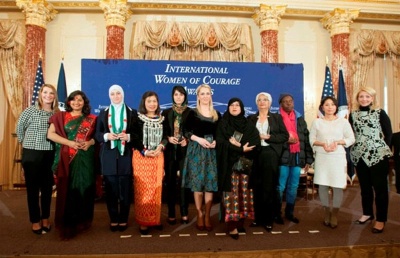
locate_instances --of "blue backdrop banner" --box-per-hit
[81,59,304,116]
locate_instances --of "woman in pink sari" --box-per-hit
[47,90,97,240]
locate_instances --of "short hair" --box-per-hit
[255,92,273,105]
[139,91,160,115]
[319,96,338,115]
[65,90,91,116]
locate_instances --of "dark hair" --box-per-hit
[65,90,91,116]
[319,96,338,115]
[139,91,160,114]
[172,85,188,106]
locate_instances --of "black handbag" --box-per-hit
[232,156,253,175]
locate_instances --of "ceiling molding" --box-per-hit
[1,1,399,23]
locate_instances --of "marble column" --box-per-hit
[253,4,286,63]
[99,0,132,59]
[16,0,56,109]
[321,8,359,108]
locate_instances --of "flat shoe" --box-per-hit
[237,227,246,233]
[118,224,128,232]
[32,228,44,235]
[249,222,259,227]
[355,216,373,224]
[372,227,384,234]
[205,225,213,232]
[110,224,118,232]
[167,218,177,225]
[139,227,149,235]
[264,225,273,233]
[181,218,189,224]
[229,233,239,240]
[42,224,51,233]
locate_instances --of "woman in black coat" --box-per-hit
[247,92,289,232]
[161,85,191,225]
[216,98,260,240]
[95,85,139,232]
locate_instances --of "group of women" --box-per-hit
[16,82,393,240]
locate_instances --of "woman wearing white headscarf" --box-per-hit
[95,84,141,232]
[247,92,289,232]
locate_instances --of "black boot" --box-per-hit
[285,203,299,223]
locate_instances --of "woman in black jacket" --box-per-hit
[247,92,289,232]
[216,98,260,240]
[161,85,191,225]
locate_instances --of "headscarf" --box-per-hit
[222,97,248,134]
[108,84,127,155]
[217,98,260,191]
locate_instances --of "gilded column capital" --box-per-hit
[321,8,359,36]
[16,0,57,28]
[253,4,286,31]
[99,0,132,29]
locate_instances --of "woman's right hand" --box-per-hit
[107,133,119,141]
[197,137,211,148]
[69,140,81,150]
[168,136,180,145]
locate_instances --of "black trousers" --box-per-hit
[356,158,389,222]
[21,148,54,223]
[252,146,281,226]
[165,157,189,218]
[103,175,132,224]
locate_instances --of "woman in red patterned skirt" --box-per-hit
[132,91,167,235]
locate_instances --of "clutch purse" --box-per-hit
[232,156,253,175]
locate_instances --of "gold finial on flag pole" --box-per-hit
[326,56,328,65]
[39,51,42,60]
[62,52,64,61]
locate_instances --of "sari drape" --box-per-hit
[49,112,97,238]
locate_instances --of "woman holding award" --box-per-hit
[182,84,221,232]
[161,85,191,225]
[247,92,288,232]
[309,96,355,228]
[216,97,260,239]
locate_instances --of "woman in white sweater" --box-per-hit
[309,96,355,228]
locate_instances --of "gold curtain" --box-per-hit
[129,21,254,62]
[350,29,400,131]
[0,19,26,189]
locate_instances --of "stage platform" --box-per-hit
[0,184,399,257]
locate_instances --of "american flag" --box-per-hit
[318,65,334,117]
[31,59,45,105]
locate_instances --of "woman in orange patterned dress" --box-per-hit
[132,91,167,235]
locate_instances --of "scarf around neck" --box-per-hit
[280,107,300,153]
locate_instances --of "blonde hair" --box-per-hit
[38,84,60,113]
[353,86,379,111]
[196,84,218,121]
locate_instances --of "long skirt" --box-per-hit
[133,150,164,226]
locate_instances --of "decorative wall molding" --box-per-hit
[1,1,399,23]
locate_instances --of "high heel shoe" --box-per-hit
[355,215,374,224]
